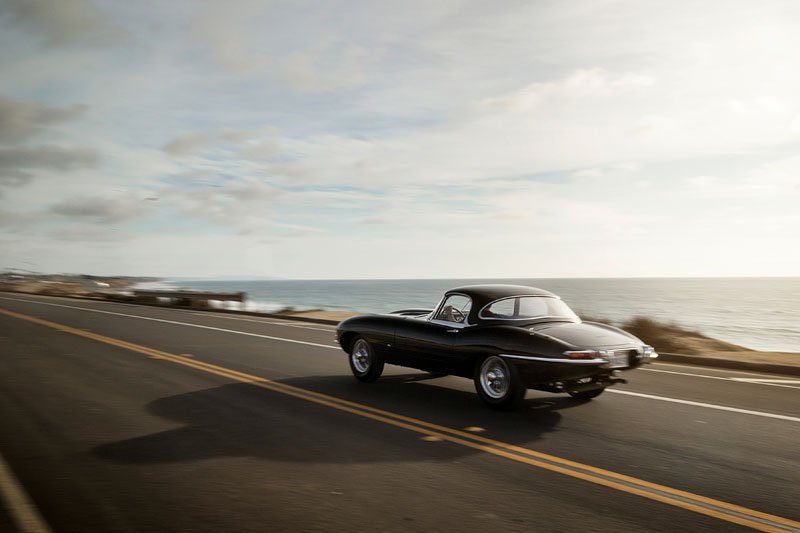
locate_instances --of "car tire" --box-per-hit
[348,337,385,383]
[568,387,606,400]
[474,355,526,410]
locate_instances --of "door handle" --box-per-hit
[446,329,460,333]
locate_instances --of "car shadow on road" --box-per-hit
[94,375,587,466]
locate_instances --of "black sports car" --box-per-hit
[336,284,657,409]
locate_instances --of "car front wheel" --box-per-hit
[474,355,526,410]
[348,337,384,382]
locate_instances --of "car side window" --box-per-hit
[481,298,515,319]
[434,294,472,324]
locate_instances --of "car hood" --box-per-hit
[530,321,638,349]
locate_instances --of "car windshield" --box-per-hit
[479,296,578,321]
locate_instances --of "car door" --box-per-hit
[392,294,472,373]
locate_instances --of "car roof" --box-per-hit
[446,284,558,310]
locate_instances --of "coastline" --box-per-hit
[155,276,800,353]
[1,283,797,376]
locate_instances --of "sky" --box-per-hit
[1,0,799,279]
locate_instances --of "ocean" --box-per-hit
[147,277,800,353]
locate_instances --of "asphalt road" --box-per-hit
[0,293,798,533]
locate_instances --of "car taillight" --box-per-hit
[562,350,601,360]
[642,345,658,359]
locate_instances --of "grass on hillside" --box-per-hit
[581,315,750,355]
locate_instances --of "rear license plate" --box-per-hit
[610,352,629,368]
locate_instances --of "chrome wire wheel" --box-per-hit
[479,356,510,399]
[348,336,384,383]
[351,338,371,374]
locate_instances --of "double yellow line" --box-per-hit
[2,306,798,532]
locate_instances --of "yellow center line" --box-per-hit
[2,306,798,532]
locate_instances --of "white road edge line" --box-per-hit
[642,368,800,390]
[730,378,800,384]
[0,297,340,351]
[189,312,337,332]
[607,390,800,423]
[0,452,52,533]
[652,361,798,379]
[642,368,732,381]
[0,292,338,331]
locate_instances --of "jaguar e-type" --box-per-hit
[336,284,657,409]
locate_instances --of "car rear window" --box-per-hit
[479,296,578,320]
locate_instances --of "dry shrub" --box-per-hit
[581,315,749,355]
[622,316,748,354]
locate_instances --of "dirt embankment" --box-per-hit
[1,280,92,296]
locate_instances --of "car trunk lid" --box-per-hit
[530,321,634,348]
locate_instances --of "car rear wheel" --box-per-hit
[568,387,606,400]
[474,356,526,410]
[348,337,384,382]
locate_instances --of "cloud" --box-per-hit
[0,95,88,143]
[572,168,603,179]
[0,145,99,183]
[0,96,95,191]
[791,115,800,135]
[1,0,122,46]
[0,208,39,230]
[46,226,128,242]
[49,195,148,224]
[280,42,371,92]
[163,133,214,156]
[239,140,281,160]
[480,69,654,112]
[0,169,33,188]
[220,129,254,144]
[3,1,800,278]
[163,129,281,160]
[353,216,385,225]
[249,68,660,188]
[189,2,271,75]
[161,180,281,233]
[254,46,797,189]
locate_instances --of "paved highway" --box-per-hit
[0,293,798,532]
